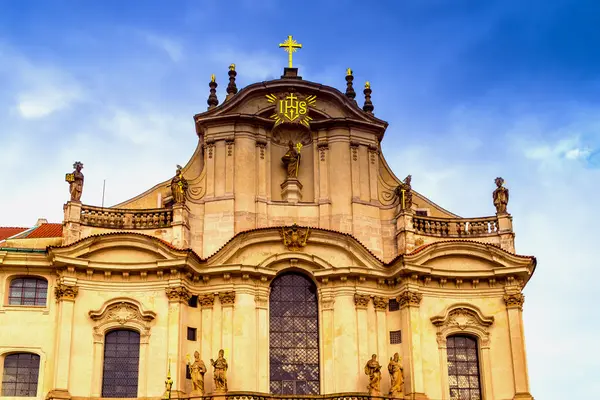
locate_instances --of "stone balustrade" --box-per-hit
[80,204,173,229]
[188,392,393,400]
[412,215,499,237]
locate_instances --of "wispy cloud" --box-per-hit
[141,31,184,62]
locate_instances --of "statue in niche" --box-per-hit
[394,174,413,212]
[65,161,84,202]
[281,140,301,178]
[493,177,509,214]
[170,164,188,204]
[187,351,207,395]
[210,349,228,393]
[388,353,404,398]
[364,354,382,395]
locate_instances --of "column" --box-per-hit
[504,293,534,400]
[332,288,358,392]
[199,294,215,389]
[255,286,270,392]
[373,296,389,395]
[165,286,191,398]
[399,290,428,400]
[317,141,331,229]
[219,292,235,388]
[354,294,370,391]
[47,283,79,400]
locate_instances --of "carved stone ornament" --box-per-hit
[89,298,156,343]
[354,293,370,309]
[372,296,388,311]
[281,223,310,251]
[271,124,312,146]
[397,290,423,308]
[218,291,236,306]
[503,293,525,310]
[165,286,192,303]
[55,283,79,302]
[430,304,494,348]
[199,293,215,308]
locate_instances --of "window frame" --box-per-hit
[5,277,48,307]
[445,334,482,400]
[101,329,141,398]
[0,350,44,399]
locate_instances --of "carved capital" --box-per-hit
[55,284,79,302]
[199,293,215,308]
[218,291,236,306]
[372,296,388,311]
[397,290,422,308]
[503,293,525,310]
[165,286,192,303]
[321,297,335,311]
[255,293,268,309]
[354,293,370,309]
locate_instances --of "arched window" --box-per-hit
[269,272,320,395]
[102,329,140,398]
[1,353,40,397]
[8,277,48,306]
[447,335,481,400]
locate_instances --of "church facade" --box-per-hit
[0,40,535,400]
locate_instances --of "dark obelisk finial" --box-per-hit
[363,81,374,114]
[207,74,219,110]
[345,68,356,103]
[226,64,238,100]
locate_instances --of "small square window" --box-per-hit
[389,298,400,312]
[188,295,198,308]
[187,327,197,341]
[390,330,402,344]
[416,210,428,217]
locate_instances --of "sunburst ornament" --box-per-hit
[266,93,317,127]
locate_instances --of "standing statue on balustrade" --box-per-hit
[364,354,382,396]
[388,353,404,398]
[210,349,228,393]
[394,174,413,212]
[170,164,188,204]
[187,351,207,396]
[65,161,84,202]
[493,177,509,214]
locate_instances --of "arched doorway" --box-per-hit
[269,272,320,395]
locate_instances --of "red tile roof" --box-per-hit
[407,239,536,260]
[0,227,28,241]
[26,223,63,238]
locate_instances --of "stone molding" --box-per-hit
[54,283,79,302]
[89,298,156,343]
[199,293,215,308]
[255,292,269,308]
[430,303,494,348]
[504,292,525,310]
[372,296,388,311]
[165,286,192,303]
[219,291,236,306]
[354,293,370,309]
[397,290,422,308]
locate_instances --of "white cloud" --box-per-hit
[16,84,82,119]
[142,32,184,62]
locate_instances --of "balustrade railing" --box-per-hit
[188,392,393,400]
[412,215,499,237]
[80,204,172,229]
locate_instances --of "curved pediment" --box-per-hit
[48,232,200,268]
[194,78,388,136]
[405,240,536,273]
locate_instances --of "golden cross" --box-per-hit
[279,35,302,68]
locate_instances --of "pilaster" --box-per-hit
[354,294,370,389]
[219,291,235,388]
[165,285,191,398]
[200,294,215,378]
[319,290,335,393]
[504,292,534,400]
[255,285,270,392]
[398,290,428,400]
[47,283,79,400]
[372,296,389,395]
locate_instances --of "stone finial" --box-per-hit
[363,81,374,114]
[207,74,219,110]
[345,68,356,102]
[226,64,238,99]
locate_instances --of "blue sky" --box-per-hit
[1,1,599,398]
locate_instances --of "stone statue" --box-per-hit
[493,177,509,214]
[394,174,412,211]
[65,161,84,202]
[364,354,382,396]
[388,353,404,398]
[210,349,228,393]
[170,165,188,204]
[281,140,301,178]
[187,351,207,395]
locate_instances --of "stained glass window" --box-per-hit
[1,353,40,397]
[102,329,140,398]
[447,335,482,400]
[269,273,320,395]
[8,278,48,306]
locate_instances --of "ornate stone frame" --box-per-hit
[430,303,495,400]
[88,298,156,398]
